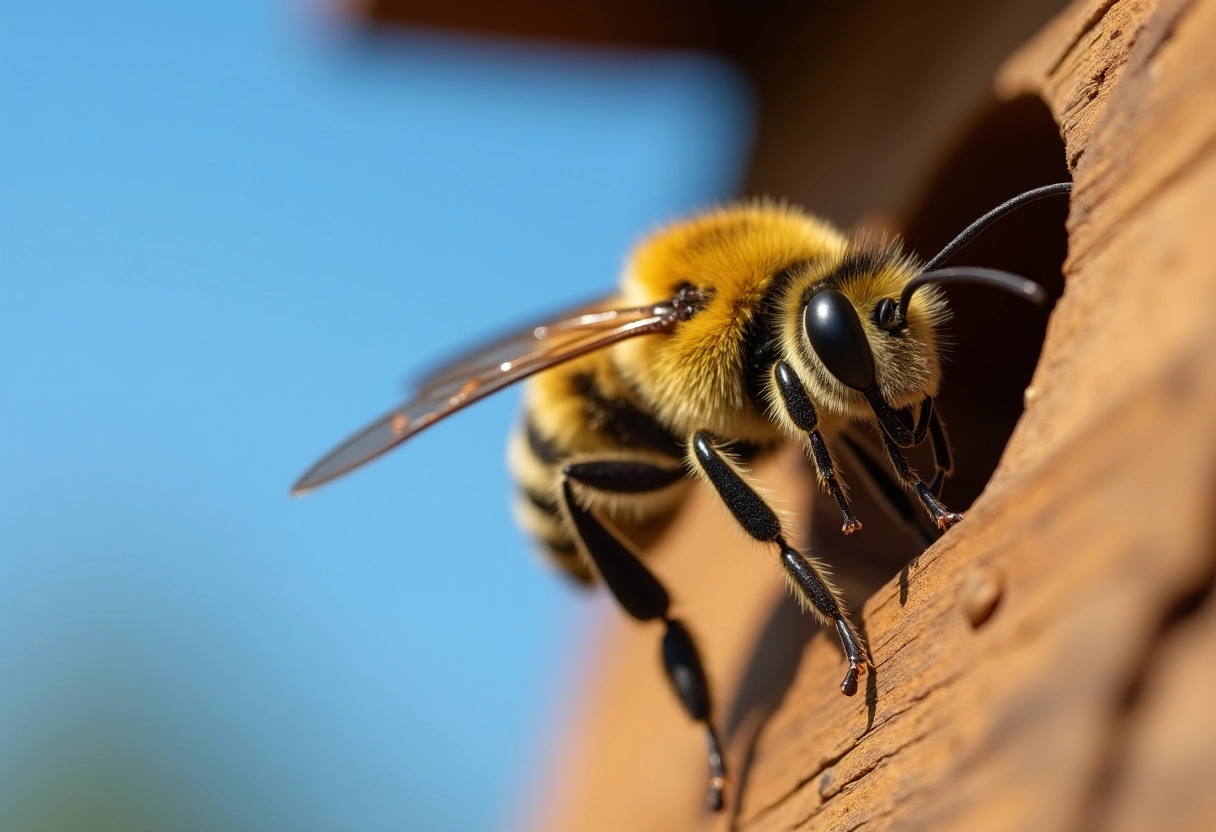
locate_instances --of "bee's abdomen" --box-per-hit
[509,452,594,583]
[508,359,690,585]
[566,373,686,459]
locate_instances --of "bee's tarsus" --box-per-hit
[937,511,965,530]
[810,431,860,532]
[881,434,965,531]
[774,361,863,533]
[694,431,868,709]
[706,727,727,812]
[834,619,868,698]
[841,664,861,697]
[839,431,940,549]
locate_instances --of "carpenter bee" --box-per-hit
[293,183,1070,811]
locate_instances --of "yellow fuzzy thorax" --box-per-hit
[614,202,850,441]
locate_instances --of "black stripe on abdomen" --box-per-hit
[570,372,684,459]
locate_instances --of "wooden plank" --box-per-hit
[342,0,729,49]
[530,0,1216,828]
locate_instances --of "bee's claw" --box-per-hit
[840,662,862,697]
[937,511,965,530]
[706,727,727,812]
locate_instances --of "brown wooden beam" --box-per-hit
[527,0,1216,828]
[345,0,739,50]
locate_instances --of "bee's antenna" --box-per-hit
[873,183,1069,333]
[921,182,1072,272]
[900,267,1047,313]
[877,266,1048,334]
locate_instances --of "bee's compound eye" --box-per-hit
[803,289,875,391]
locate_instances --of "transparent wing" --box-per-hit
[292,296,681,495]
[409,294,615,396]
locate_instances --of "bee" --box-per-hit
[293,182,1071,811]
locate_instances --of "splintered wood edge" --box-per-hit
[730,1,1216,830]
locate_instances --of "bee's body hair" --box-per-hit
[296,185,1068,813]
[508,201,940,583]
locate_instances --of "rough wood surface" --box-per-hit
[527,1,1216,829]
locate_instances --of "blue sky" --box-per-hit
[0,3,751,829]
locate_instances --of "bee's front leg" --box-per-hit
[772,361,862,535]
[839,431,938,549]
[689,432,867,698]
[926,407,954,499]
[879,431,964,530]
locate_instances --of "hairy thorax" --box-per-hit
[613,202,849,442]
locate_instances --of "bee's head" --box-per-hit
[782,248,1045,445]
[779,249,942,429]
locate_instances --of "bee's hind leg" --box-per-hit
[560,462,727,812]
[689,432,867,698]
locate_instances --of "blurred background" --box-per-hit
[0,3,751,831]
[0,2,1072,830]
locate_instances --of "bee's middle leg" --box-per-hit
[689,432,867,697]
[560,459,727,812]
